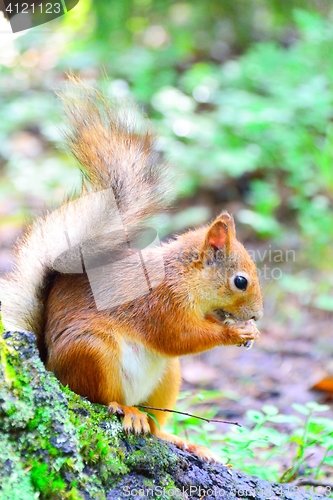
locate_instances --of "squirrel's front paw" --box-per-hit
[108,401,151,435]
[229,320,260,349]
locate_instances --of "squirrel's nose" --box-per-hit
[252,309,263,321]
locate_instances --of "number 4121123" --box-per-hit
[5,3,62,14]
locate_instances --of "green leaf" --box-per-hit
[246,409,265,423]
[305,402,330,412]
[291,403,311,416]
[268,415,301,424]
[262,405,279,417]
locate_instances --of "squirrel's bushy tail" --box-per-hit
[0,79,170,335]
[60,79,169,225]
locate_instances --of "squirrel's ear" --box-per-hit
[203,212,235,253]
[204,220,229,252]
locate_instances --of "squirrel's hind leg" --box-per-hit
[154,431,220,464]
[145,357,181,430]
[146,357,220,463]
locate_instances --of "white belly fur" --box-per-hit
[120,338,167,406]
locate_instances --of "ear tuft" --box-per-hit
[218,212,235,234]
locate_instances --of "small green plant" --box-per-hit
[166,391,333,494]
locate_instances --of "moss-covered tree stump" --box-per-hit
[0,330,322,500]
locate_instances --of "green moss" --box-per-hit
[0,337,21,388]
[0,434,36,500]
[30,461,67,495]
[125,432,178,471]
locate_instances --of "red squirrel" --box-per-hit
[0,80,263,463]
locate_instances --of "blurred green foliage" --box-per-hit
[0,0,333,267]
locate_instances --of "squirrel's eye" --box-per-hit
[234,275,248,291]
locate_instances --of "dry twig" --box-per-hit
[137,404,241,427]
